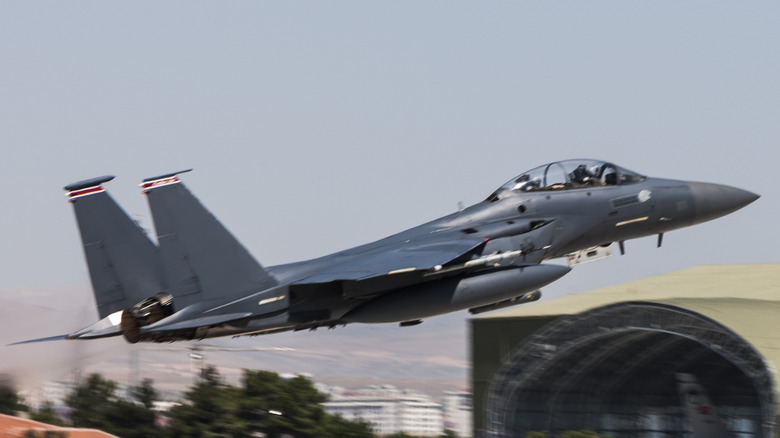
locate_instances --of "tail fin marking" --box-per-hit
[64,175,114,200]
[140,170,191,193]
[65,177,168,319]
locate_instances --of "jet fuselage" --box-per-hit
[18,159,757,344]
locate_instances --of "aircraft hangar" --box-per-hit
[471,263,780,438]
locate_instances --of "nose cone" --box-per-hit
[688,182,759,224]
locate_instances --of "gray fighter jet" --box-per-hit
[676,373,735,438]
[17,160,758,344]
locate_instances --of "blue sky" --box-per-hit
[1,2,778,389]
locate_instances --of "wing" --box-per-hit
[291,216,557,299]
[295,216,555,279]
[293,236,488,299]
[295,237,487,283]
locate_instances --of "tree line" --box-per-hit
[1,369,461,438]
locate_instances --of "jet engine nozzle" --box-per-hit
[687,182,759,224]
[120,293,174,343]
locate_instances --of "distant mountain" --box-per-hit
[1,283,470,397]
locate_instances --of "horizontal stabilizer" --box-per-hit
[66,310,125,339]
[9,314,125,344]
[8,335,69,346]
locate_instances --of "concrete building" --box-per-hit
[323,385,444,436]
[19,381,75,413]
[443,389,472,437]
[471,263,780,437]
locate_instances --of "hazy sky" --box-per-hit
[1,2,778,390]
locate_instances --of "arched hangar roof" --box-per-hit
[471,263,780,437]
[478,263,780,361]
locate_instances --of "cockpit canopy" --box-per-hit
[488,159,646,201]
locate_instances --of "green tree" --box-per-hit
[64,373,160,438]
[22,431,68,438]
[103,398,159,438]
[322,414,374,438]
[122,378,162,438]
[386,432,413,438]
[168,366,248,438]
[238,370,328,437]
[132,378,159,409]
[30,401,65,426]
[168,366,378,438]
[0,374,26,415]
[440,429,459,438]
[237,369,377,438]
[65,373,116,429]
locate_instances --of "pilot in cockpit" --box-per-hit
[601,165,618,185]
[570,164,596,185]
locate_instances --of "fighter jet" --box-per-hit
[676,373,735,438]
[16,159,758,344]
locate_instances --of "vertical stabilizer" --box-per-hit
[676,373,734,438]
[141,171,278,308]
[65,176,167,318]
